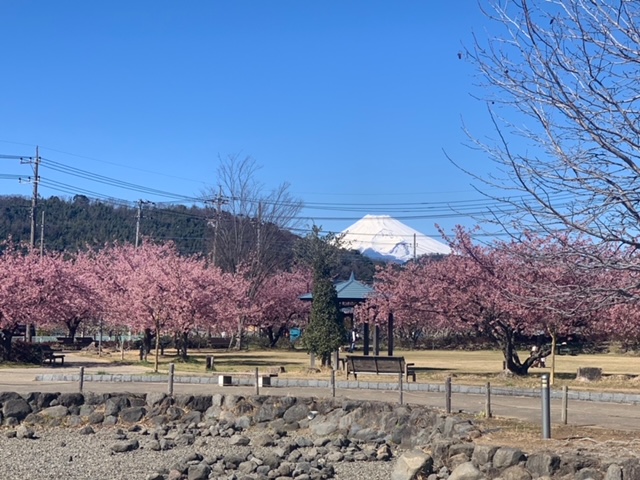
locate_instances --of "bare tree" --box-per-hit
[205,154,304,347]
[462,0,640,262]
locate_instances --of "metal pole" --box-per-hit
[445,376,452,414]
[331,369,336,398]
[561,385,568,425]
[168,363,175,397]
[541,373,551,439]
[255,367,260,396]
[79,366,84,393]
[485,382,492,418]
[398,372,404,405]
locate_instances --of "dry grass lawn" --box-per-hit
[87,347,640,392]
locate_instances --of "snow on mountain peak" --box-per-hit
[341,214,451,263]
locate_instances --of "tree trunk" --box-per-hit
[143,328,152,362]
[67,321,79,341]
[0,329,13,362]
[154,325,160,373]
[550,332,557,385]
[180,331,188,361]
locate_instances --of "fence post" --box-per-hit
[561,385,568,425]
[168,363,175,397]
[485,382,492,418]
[541,373,551,439]
[79,366,85,393]
[255,367,260,395]
[331,369,336,398]
[398,372,404,405]
[445,376,452,414]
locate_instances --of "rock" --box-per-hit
[605,464,622,480]
[5,430,17,438]
[119,406,146,423]
[493,447,526,469]
[88,412,104,424]
[57,393,84,408]
[448,462,484,480]
[187,463,210,480]
[105,395,130,416]
[79,425,95,435]
[3,398,32,421]
[252,433,275,447]
[576,467,603,479]
[526,452,560,477]
[39,405,69,419]
[146,392,167,407]
[146,474,165,480]
[230,434,250,446]
[471,444,499,466]
[391,449,434,480]
[502,465,533,480]
[111,439,140,453]
[16,425,35,439]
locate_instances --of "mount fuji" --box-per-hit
[341,214,451,263]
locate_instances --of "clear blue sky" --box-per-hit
[0,1,504,239]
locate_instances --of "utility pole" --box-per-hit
[256,201,262,259]
[413,233,417,261]
[135,200,154,248]
[29,146,40,249]
[39,211,45,257]
[210,186,227,267]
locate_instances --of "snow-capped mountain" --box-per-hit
[341,214,451,263]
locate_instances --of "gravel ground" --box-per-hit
[0,426,395,480]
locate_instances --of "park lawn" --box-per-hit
[79,347,640,391]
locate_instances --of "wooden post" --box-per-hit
[398,372,404,405]
[331,369,336,398]
[387,312,394,356]
[485,382,492,418]
[562,385,568,425]
[363,322,370,356]
[332,350,339,371]
[445,376,452,414]
[310,352,316,368]
[373,325,380,356]
[79,366,85,393]
[168,363,175,397]
[255,367,259,396]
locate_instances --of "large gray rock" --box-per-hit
[187,463,210,480]
[391,449,434,480]
[119,406,146,423]
[57,393,84,408]
[605,464,622,480]
[16,425,35,439]
[526,452,560,477]
[146,392,167,407]
[105,396,130,416]
[493,447,526,469]
[448,462,484,480]
[3,398,32,420]
[502,465,533,480]
[111,439,140,453]
[472,444,499,466]
[39,405,69,419]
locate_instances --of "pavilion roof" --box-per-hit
[299,272,374,302]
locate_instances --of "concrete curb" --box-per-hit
[33,373,640,405]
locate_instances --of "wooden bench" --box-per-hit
[39,345,65,366]
[346,355,417,382]
[217,372,279,387]
[209,337,230,349]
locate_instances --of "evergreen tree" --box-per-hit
[298,226,347,365]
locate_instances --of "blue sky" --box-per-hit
[0,1,505,239]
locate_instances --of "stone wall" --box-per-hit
[0,391,637,479]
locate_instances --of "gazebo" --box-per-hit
[300,272,395,356]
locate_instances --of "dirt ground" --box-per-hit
[472,416,640,460]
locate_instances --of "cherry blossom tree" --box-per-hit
[253,268,312,347]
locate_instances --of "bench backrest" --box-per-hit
[346,355,406,374]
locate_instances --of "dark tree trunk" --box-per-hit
[0,329,13,362]
[180,331,189,361]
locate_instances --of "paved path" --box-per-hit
[2,355,640,433]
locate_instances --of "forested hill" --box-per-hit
[0,194,378,282]
[0,194,211,255]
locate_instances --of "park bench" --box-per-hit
[345,355,417,382]
[209,337,231,349]
[217,372,279,387]
[39,345,65,366]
